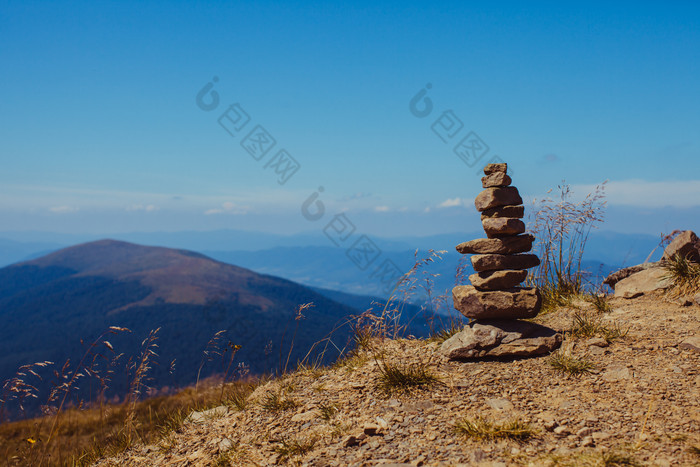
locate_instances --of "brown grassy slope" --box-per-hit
[94,293,700,466]
[0,378,257,466]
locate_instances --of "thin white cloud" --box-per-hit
[0,183,303,213]
[126,204,159,212]
[49,206,79,213]
[340,192,373,202]
[573,180,700,208]
[438,197,465,208]
[374,205,390,212]
[204,201,248,215]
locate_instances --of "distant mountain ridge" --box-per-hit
[0,229,663,266]
[0,230,662,300]
[0,240,363,418]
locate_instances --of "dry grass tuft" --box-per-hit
[375,359,441,394]
[222,383,254,411]
[454,416,535,441]
[600,450,643,466]
[587,292,612,313]
[664,253,700,297]
[547,349,594,375]
[317,402,338,421]
[272,435,318,461]
[569,311,628,342]
[259,390,298,412]
[427,320,463,343]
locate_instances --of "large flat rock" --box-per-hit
[471,253,540,272]
[480,205,524,219]
[603,262,660,288]
[614,267,672,299]
[482,217,526,237]
[484,163,507,174]
[456,234,535,255]
[482,172,512,188]
[452,285,541,319]
[474,187,522,212]
[441,319,562,360]
[469,269,528,290]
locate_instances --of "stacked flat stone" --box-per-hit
[440,163,561,361]
[451,163,542,320]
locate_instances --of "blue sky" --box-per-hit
[1,1,699,237]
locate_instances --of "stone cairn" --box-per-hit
[441,163,563,359]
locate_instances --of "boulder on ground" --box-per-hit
[662,230,700,263]
[440,319,562,359]
[614,267,672,299]
[603,262,660,289]
[680,337,700,353]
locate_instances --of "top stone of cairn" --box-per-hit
[481,163,512,188]
[483,163,507,175]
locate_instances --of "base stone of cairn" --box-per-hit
[441,320,563,360]
[441,162,562,360]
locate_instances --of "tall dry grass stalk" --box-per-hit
[0,361,53,424]
[425,253,470,341]
[122,328,160,440]
[280,302,314,375]
[39,326,131,464]
[644,230,681,263]
[529,182,607,311]
[376,249,448,341]
[195,330,227,392]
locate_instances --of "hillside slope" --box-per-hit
[96,294,699,466]
[0,240,360,415]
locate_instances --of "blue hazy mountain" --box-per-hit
[0,230,661,300]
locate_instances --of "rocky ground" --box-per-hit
[95,293,700,466]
